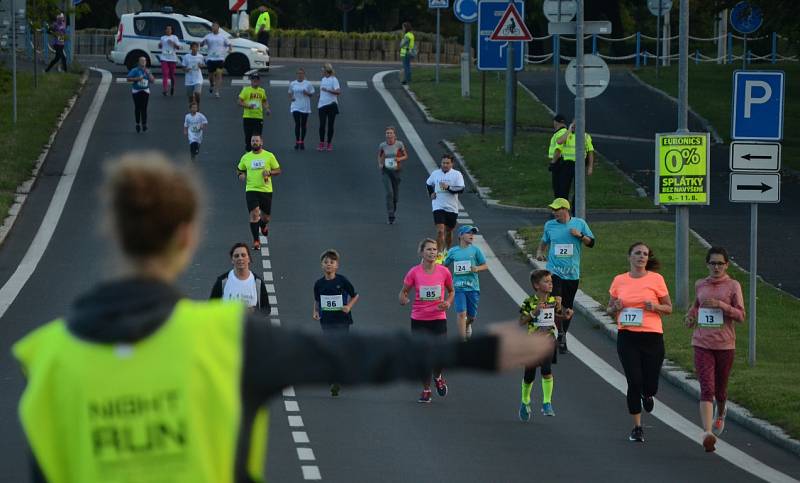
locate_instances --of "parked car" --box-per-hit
[108,9,269,76]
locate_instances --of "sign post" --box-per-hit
[453,0,478,98]
[647,0,672,78]
[730,1,763,70]
[542,0,577,119]
[429,0,449,84]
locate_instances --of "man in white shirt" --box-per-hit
[209,243,271,315]
[426,154,465,257]
[200,21,231,99]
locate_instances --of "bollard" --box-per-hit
[592,34,597,55]
[771,32,777,64]
[726,32,733,64]
[635,32,641,68]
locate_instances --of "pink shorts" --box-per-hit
[693,346,735,403]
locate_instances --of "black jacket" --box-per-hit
[209,270,271,315]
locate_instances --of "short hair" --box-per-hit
[320,249,340,262]
[530,269,551,287]
[418,238,437,253]
[385,126,397,134]
[402,22,412,31]
[322,63,335,75]
[706,246,730,264]
[441,153,454,163]
[190,41,199,48]
[230,242,249,258]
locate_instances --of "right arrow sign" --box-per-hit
[729,141,781,171]
[730,173,781,203]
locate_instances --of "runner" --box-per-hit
[183,101,208,161]
[200,21,231,98]
[158,24,181,96]
[209,242,271,316]
[399,238,455,403]
[535,197,595,354]
[126,56,156,133]
[312,249,360,397]
[237,134,281,250]
[378,126,408,224]
[607,242,673,443]
[317,63,341,152]
[517,269,568,421]
[238,72,270,152]
[426,154,465,263]
[684,246,745,453]
[289,67,315,150]
[443,225,487,340]
[180,42,205,108]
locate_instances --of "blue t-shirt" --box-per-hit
[542,217,594,281]
[127,67,151,93]
[443,245,486,292]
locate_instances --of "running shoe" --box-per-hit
[629,426,644,443]
[317,142,326,151]
[253,239,261,250]
[260,223,269,237]
[142,124,148,132]
[557,334,568,354]
[434,375,448,397]
[519,402,531,422]
[299,141,305,150]
[387,215,395,225]
[702,432,716,452]
[642,395,654,413]
[418,389,432,403]
[330,383,340,397]
[541,402,556,416]
[294,142,300,150]
[135,124,141,133]
[465,321,473,339]
[712,410,726,436]
[209,86,213,94]
[215,92,221,98]
[162,91,167,96]
[326,143,333,152]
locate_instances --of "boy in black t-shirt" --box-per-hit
[312,249,360,397]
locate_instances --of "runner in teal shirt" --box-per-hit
[444,225,488,340]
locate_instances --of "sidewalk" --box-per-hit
[518,68,800,298]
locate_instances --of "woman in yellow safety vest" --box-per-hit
[13,152,552,483]
[399,22,415,84]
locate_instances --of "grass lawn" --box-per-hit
[453,133,654,210]
[518,220,800,439]
[0,69,82,218]
[634,63,799,171]
[407,66,552,128]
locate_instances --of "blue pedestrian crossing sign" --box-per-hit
[732,71,785,140]
[478,0,525,71]
[428,0,449,9]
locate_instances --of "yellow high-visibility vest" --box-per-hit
[400,32,415,57]
[561,132,594,162]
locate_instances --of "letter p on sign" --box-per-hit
[744,80,771,118]
[732,71,784,141]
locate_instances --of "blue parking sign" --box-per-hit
[478,1,525,71]
[732,71,785,140]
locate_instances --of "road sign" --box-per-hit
[654,133,710,205]
[229,0,247,12]
[732,71,785,140]
[729,173,780,203]
[730,1,763,34]
[115,0,142,18]
[542,0,576,23]
[730,142,781,171]
[477,1,524,71]
[647,0,672,17]
[489,3,531,41]
[564,54,609,98]
[453,0,478,23]
[547,21,611,35]
[428,0,449,9]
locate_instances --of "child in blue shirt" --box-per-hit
[443,225,487,340]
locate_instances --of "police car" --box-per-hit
[108,8,269,76]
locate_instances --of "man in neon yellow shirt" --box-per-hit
[237,72,270,152]
[255,6,271,47]
[554,119,595,203]
[399,22,415,84]
[237,134,281,250]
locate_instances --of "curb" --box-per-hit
[507,229,800,457]
[0,70,90,247]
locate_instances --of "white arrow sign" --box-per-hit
[729,142,781,172]
[729,173,780,203]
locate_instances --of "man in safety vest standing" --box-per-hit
[554,119,595,206]
[399,22,415,85]
[255,5,271,48]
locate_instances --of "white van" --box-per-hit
[108,9,269,76]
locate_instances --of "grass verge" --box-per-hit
[453,133,654,210]
[518,220,800,439]
[407,66,552,128]
[0,68,82,218]
[634,63,799,171]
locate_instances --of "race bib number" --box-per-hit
[320,294,343,311]
[554,243,574,258]
[437,182,447,193]
[534,307,556,327]
[698,308,724,328]
[619,308,644,326]
[384,157,397,169]
[190,125,201,133]
[250,159,265,169]
[453,260,472,275]
[419,285,442,301]
[140,78,149,88]
[249,101,260,109]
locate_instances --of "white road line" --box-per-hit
[292,431,309,443]
[373,69,797,483]
[270,319,281,327]
[262,259,272,269]
[297,448,316,461]
[231,79,249,86]
[288,415,304,427]
[284,400,300,412]
[270,80,322,87]
[458,218,474,224]
[283,386,296,397]
[271,307,279,315]
[260,235,268,244]
[0,68,112,319]
[266,283,276,293]
[264,272,274,281]
[268,295,278,305]
[261,246,270,257]
[301,466,322,480]
[346,80,368,88]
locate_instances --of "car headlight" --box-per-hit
[250,48,266,56]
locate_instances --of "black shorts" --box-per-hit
[552,275,579,310]
[206,60,225,73]
[432,209,458,229]
[411,319,447,336]
[245,191,273,214]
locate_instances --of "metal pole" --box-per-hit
[481,70,486,136]
[554,34,560,114]
[462,22,471,97]
[748,203,758,366]
[674,0,690,310]
[12,0,18,124]
[435,8,441,84]
[504,39,514,154]
[68,10,75,65]
[742,34,747,70]
[771,32,776,64]
[574,0,586,218]
[656,0,661,78]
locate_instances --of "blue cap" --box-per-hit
[457,225,479,237]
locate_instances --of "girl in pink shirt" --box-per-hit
[400,238,454,403]
[684,246,745,453]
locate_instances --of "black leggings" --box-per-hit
[132,91,149,126]
[553,276,579,334]
[293,111,309,142]
[318,103,338,143]
[617,330,665,414]
[46,44,67,72]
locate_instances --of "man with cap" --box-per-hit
[444,225,488,340]
[555,119,595,206]
[548,114,569,199]
[535,198,595,353]
[238,72,271,151]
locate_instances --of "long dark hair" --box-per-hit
[627,241,660,272]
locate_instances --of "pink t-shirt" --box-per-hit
[403,264,453,321]
[688,275,745,350]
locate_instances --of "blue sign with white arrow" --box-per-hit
[478,0,525,71]
[454,0,478,23]
[732,70,785,140]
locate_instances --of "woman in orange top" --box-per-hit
[607,242,673,443]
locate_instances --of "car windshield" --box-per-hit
[183,21,231,39]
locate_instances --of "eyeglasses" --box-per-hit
[707,261,726,266]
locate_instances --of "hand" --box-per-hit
[489,322,557,371]
[570,228,582,238]
[684,313,696,328]
[440,182,449,190]
[609,299,623,312]
[265,108,271,116]
[342,306,351,314]
[430,193,437,200]
[312,311,320,321]
[569,121,576,132]
[262,169,271,180]
[565,308,574,319]
[701,298,720,308]
[535,253,546,262]
[587,165,594,176]
[644,300,655,312]
[238,173,246,181]
[437,301,451,311]
[399,294,409,306]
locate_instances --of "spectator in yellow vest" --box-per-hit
[400,22,415,85]
[255,5,271,47]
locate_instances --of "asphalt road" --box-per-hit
[0,60,797,482]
